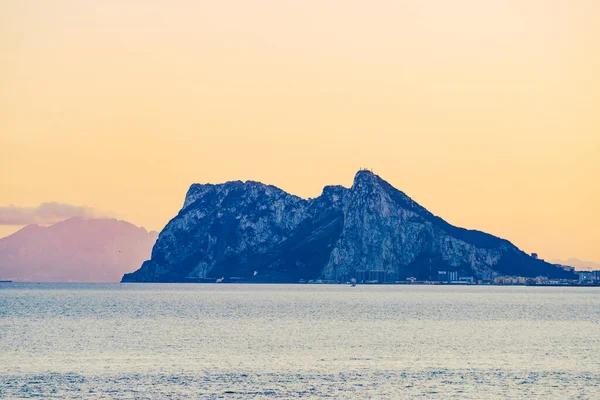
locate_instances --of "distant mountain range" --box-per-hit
[123,170,575,283]
[551,258,600,272]
[0,218,157,282]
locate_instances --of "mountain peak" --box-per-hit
[123,171,575,283]
[353,169,380,186]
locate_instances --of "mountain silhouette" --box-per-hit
[123,170,574,283]
[0,217,157,282]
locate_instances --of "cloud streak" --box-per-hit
[0,202,115,226]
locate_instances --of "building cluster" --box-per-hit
[335,268,600,286]
[352,269,477,284]
[355,270,388,283]
[493,276,546,285]
[578,270,600,283]
[437,270,474,284]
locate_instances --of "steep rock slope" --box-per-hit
[123,181,309,282]
[322,171,564,281]
[123,171,574,282]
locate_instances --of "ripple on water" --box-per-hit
[1,283,599,398]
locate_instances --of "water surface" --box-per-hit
[1,283,599,398]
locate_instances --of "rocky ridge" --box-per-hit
[122,170,574,283]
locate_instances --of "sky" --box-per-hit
[1,0,599,263]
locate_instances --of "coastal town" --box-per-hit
[188,257,600,287]
[299,260,600,286]
[299,268,600,286]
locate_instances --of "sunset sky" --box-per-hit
[1,1,598,263]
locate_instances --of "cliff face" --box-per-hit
[122,171,574,283]
[123,181,309,282]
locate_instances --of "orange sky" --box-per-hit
[1,0,599,263]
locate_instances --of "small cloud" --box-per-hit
[0,202,115,226]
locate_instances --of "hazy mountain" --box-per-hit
[0,218,158,282]
[550,258,600,271]
[123,170,575,283]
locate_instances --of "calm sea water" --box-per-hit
[1,283,599,399]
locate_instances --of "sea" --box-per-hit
[1,283,599,399]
